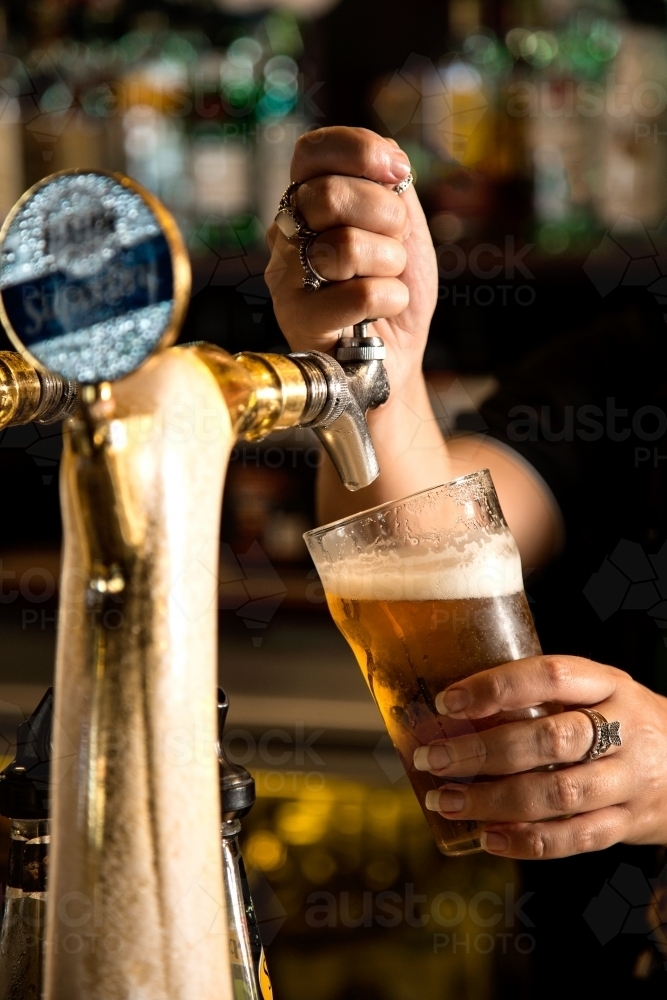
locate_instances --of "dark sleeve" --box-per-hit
[460,306,667,519]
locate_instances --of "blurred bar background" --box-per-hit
[1,0,666,996]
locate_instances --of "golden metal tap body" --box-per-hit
[0,167,389,1000]
[48,350,234,1000]
[0,352,78,427]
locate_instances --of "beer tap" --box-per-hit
[0,169,392,1000]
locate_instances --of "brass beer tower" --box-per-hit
[0,170,389,1000]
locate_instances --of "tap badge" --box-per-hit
[0,170,190,385]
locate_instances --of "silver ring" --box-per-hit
[278,180,301,212]
[275,181,318,241]
[278,172,413,291]
[578,709,622,760]
[299,236,329,291]
[393,171,414,196]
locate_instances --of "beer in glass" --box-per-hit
[304,471,544,856]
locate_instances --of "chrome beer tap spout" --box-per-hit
[289,319,389,492]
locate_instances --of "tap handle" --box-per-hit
[336,319,386,362]
[217,688,255,820]
[352,319,377,338]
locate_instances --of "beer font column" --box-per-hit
[0,169,390,999]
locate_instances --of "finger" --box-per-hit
[478,806,630,860]
[295,176,408,239]
[266,221,278,252]
[292,127,411,186]
[435,655,626,720]
[308,229,407,283]
[424,757,630,824]
[413,708,619,777]
[266,234,410,343]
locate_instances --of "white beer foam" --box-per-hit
[320,529,523,602]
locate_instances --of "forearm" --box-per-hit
[316,371,562,570]
[316,368,450,522]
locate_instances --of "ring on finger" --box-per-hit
[577,708,622,760]
[275,181,318,241]
[278,169,414,291]
[299,235,329,292]
[393,171,414,195]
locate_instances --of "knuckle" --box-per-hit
[337,227,361,259]
[610,666,632,687]
[350,279,380,315]
[294,129,325,163]
[536,716,572,761]
[456,734,487,768]
[387,194,408,229]
[540,655,575,692]
[571,821,598,855]
[356,128,384,167]
[549,770,583,813]
[523,827,548,859]
[392,240,408,269]
[486,670,513,706]
[314,175,347,217]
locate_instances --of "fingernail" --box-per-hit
[481,831,509,853]
[437,789,465,813]
[414,744,451,771]
[425,790,442,811]
[435,688,470,716]
[390,154,411,180]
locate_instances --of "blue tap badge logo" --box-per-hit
[0,173,174,383]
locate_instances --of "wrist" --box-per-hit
[368,363,430,427]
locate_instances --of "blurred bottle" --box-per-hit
[597,21,667,229]
[504,3,628,251]
[0,690,52,1000]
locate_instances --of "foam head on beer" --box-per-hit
[315,527,523,603]
[307,471,524,603]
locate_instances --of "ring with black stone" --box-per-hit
[299,235,329,292]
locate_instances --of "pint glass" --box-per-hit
[304,470,544,856]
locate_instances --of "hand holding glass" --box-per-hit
[305,471,546,856]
